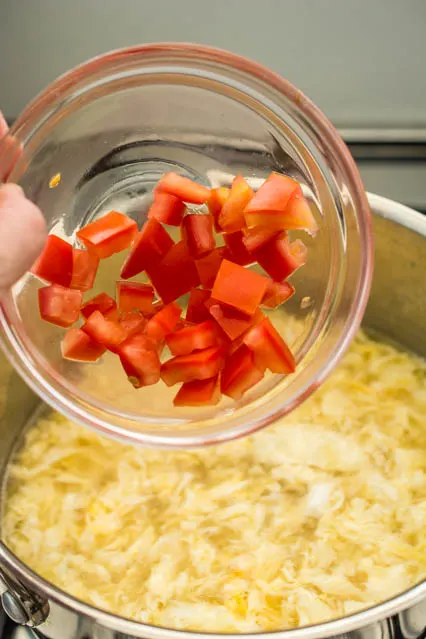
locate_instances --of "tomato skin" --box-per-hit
[207,187,230,231]
[161,345,225,387]
[61,327,106,362]
[221,344,264,400]
[284,187,318,234]
[181,214,215,258]
[81,292,117,319]
[242,226,279,253]
[157,172,211,204]
[261,280,295,308]
[223,230,253,266]
[118,333,161,388]
[244,173,298,216]
[77,211,138,259]
[147,241,200,304]
[117,281,155,315]
[165,320,218,356]
[118,311,146,338]
[211,259,268,316]
[148,191,186,226]
[145,302,182,343]
[195,247,227,289]
[205,299,263,341]
[70,249,99,291]
[243,316,296,374]
[254,234,307,282]
[173,376,220,407]
[38,284,82,328]
[31,235,73,287]
[185,288,211,323]
[219,175,254,232]
[120,219,174,280]
[83,310,127,350]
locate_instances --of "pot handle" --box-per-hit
[0,567,49,627]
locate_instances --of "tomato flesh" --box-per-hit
[61,327,106,362]
[117,281,155,315]
[38,284,82,328]
[81,292,117,319]
[145,302,182,343]
[207,187,230,231]
[244,173,298,217]
[205,299,263,341]
[120,219,174,280]
[181,213,215,258]
[166,320,218,356]
[255,234,307,282]
[174,376,220,407]
[186,288,211,324]
[77,211,138,259]
[119,311,146,338]
[161,346,225,386]
[221,344,264,400]
[70,249,99,291]
[195,247,227,289]
[219,175,253,231]
[211,259,268,316]
[83,310,127,350]
[284,187,318,235]
[243,317,296,374]
[148,191,186,226]
[261,280,295,308]
[147,241,199,304]
[242,226,279,253]
[118,333,161,388]
[157,172,211,204]
[223,231,253,266]
[31,235,73,287]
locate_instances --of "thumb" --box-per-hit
[0,184,47,298]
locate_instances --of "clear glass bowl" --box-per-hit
[0,44,373,447]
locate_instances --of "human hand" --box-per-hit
[0,112,46,298]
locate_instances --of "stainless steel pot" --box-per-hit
[0,193,425,639]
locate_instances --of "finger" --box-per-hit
[0,112,8,138]
[0,184,47,298]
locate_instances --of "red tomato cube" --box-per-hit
[261,280,295,308]
[207,187,230,231]
[211,259,268,316]
[244,173,298,222]
[120,219,174,280]
[219,175,253,232]
[83,310,127,350]
[38,284,82,328]
[223,230,253,266]
[243,317,296,374]
[147,241,200,304]
[157,172,211,204]
[145,302,182,343]
[148,191,186,226]
[70,249,99,291]
[195,247,227,289]
[119,311,146,338]
[31,235,73,287]
[254,234,307,282]
[221,345,264,400]
[242,226,279,253]
[77,211,138,259]
[205,299,263,342]
[165,320,219,356]
[173,376,220,407]
[161,346,225,387]
[118,333,161,388]
[284,187,318,235]
[61,327,106,362]
[181,213,215,258]
[81,292,117,319]
[117,281,155,315]
[185,288,211,324]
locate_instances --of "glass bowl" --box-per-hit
[0,44,373,447]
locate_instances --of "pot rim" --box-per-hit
[1,192,425,638]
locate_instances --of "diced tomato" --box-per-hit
[103,307,120,322]
[173,376,220,407]
[161,346,225,386]
[261,280,295,308]
[70,249,99,291]
[186,288,211,323]
[148,191,186,226]
[119,311,146,338]
[243,317,296,374]
[181,213,215,258]
[147,241,200,304]
[81,292,117,319]
[243,173,299,228]
[61,327,106,362]
[38,284,82,328]
[195,247,227,289]
[223,230,253,266]
[205,299,263,341]
[254,233,307,281]
[145,302,182,342]
[166,320,218,356]
[242,226,279,253]
[221,345,264,400]
[211,259,268,316]
[207,187,230,231]
[117,281,155,315]
[218,175,254,231]
[77,211,138,259]
[284,187,318,235]
[118,333,161,388]
[31,235,73,287]
[120,219,174,279]
[83,310,127,350]
[157,172,211,204]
